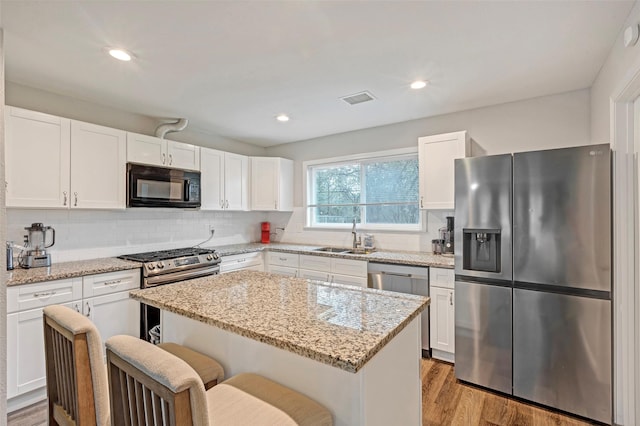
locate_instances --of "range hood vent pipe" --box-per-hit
[155,118,189,139]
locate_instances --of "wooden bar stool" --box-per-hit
[106,334,333,426]
[42,305,225,426]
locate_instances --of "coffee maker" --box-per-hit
[440,216,454,255]
[22,222,55,268]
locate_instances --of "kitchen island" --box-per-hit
[130,270,429,426]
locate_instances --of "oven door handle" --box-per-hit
[144,265,219,287]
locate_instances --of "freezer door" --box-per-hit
[513,289,611,424]
[513,144,611,292]
[454,154,512,281]
[454,280,512,394]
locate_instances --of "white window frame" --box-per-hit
[303,147,423,231]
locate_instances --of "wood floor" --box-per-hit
[421,358,598,426]
[7,359,600,426]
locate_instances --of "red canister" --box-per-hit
[261,222,271,244]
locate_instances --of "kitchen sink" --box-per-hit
[313,247,350,253]
[313,247,375,255]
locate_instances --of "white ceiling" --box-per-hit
[1,1,634,147]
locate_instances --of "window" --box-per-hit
[306,150,420,230]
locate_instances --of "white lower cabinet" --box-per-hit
[267,252,300,277]
[429,267,455,362]
[220,252,264,274]
[298,254,367,288]
[7,269,140,412]
[7,301,77,400]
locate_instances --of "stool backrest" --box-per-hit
[105,335,209,426]
[43,305,110,426]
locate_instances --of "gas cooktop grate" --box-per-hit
[119,247,216,263]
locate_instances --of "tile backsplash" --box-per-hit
[7,209,267,262]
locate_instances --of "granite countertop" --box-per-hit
[130,270,429,373]
[215,242,455,269]
[5,257,142,286]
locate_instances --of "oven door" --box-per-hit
[127,163,201,208]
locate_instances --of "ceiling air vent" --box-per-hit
[340,91,376,105]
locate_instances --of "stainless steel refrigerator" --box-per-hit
[453,144,612,424]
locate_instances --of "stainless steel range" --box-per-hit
[120,247,221,288]
[119,247,221,342]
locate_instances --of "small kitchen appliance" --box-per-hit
[22,222,55,268]
[439,216,454,255]
[6,241,14,270]
[261,222,270,244]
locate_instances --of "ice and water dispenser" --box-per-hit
[462,229,502,273]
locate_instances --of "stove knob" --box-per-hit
[147,264,156,270]
[206,254,213,261]
[156,262,165,269]
[213,253,219,260]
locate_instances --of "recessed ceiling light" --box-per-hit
[108,48,133,61]
[410,80,428,90]
[276,114,290,122]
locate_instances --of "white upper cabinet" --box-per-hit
[127,132,200,170]
[167,140,200,170]
[71,120,127,209]
[4,107,71,208]
[250,157,293,211]
[126,132,165,166]
[418,131,470,210]
[200,148,249,211]
[224,152,249,210]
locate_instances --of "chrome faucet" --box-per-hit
[352,219,362,249]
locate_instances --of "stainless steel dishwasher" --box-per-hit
[368,262,430,357]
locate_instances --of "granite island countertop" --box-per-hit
[5,257,142,286]
[130,270,429,373]
[215,242,455,269]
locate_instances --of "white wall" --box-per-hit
[592,1,640,144]
[5,82,267,157]
[266,89,591,252]
[6,209,267,263]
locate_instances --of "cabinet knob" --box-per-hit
[162,153,166,165]
[449,292,453,306]
[85,301,91,318]
[274,201,277,209]
[74,192,78,207]
[169,154,173,165]
[420,196,424,208]
[225,200,229,208]
[63,191,68,206]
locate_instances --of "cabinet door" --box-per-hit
[200,147,225,210]
[224,152,249,211]
[5,106,71,208]
[299,269,331,282]
[299,254,331,272]
[267,252,299,268]
[84,291,140,356]
[127,132,166,167]
[430,287,455,355]
[70,121,126,209]
[418,131,468,210]
[220,252,263,274]
[268,265,298,277]
[251,157,279,210]
[167,140,200,170]
[331,273,368,288]
[7,301,77,399]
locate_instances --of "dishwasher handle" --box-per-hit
[380,271,412,278]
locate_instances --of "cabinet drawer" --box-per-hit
[267,252,299,268]
[331,273,368,288]
[8,278,83,313]
[220,252,264,273]
[331,258,367,277]
[299,254,331,271]
[82,269,140,298]
[429,267,454,289]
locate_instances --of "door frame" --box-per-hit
[610,64,640,425]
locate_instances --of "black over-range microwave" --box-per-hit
[127,163,201,208]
